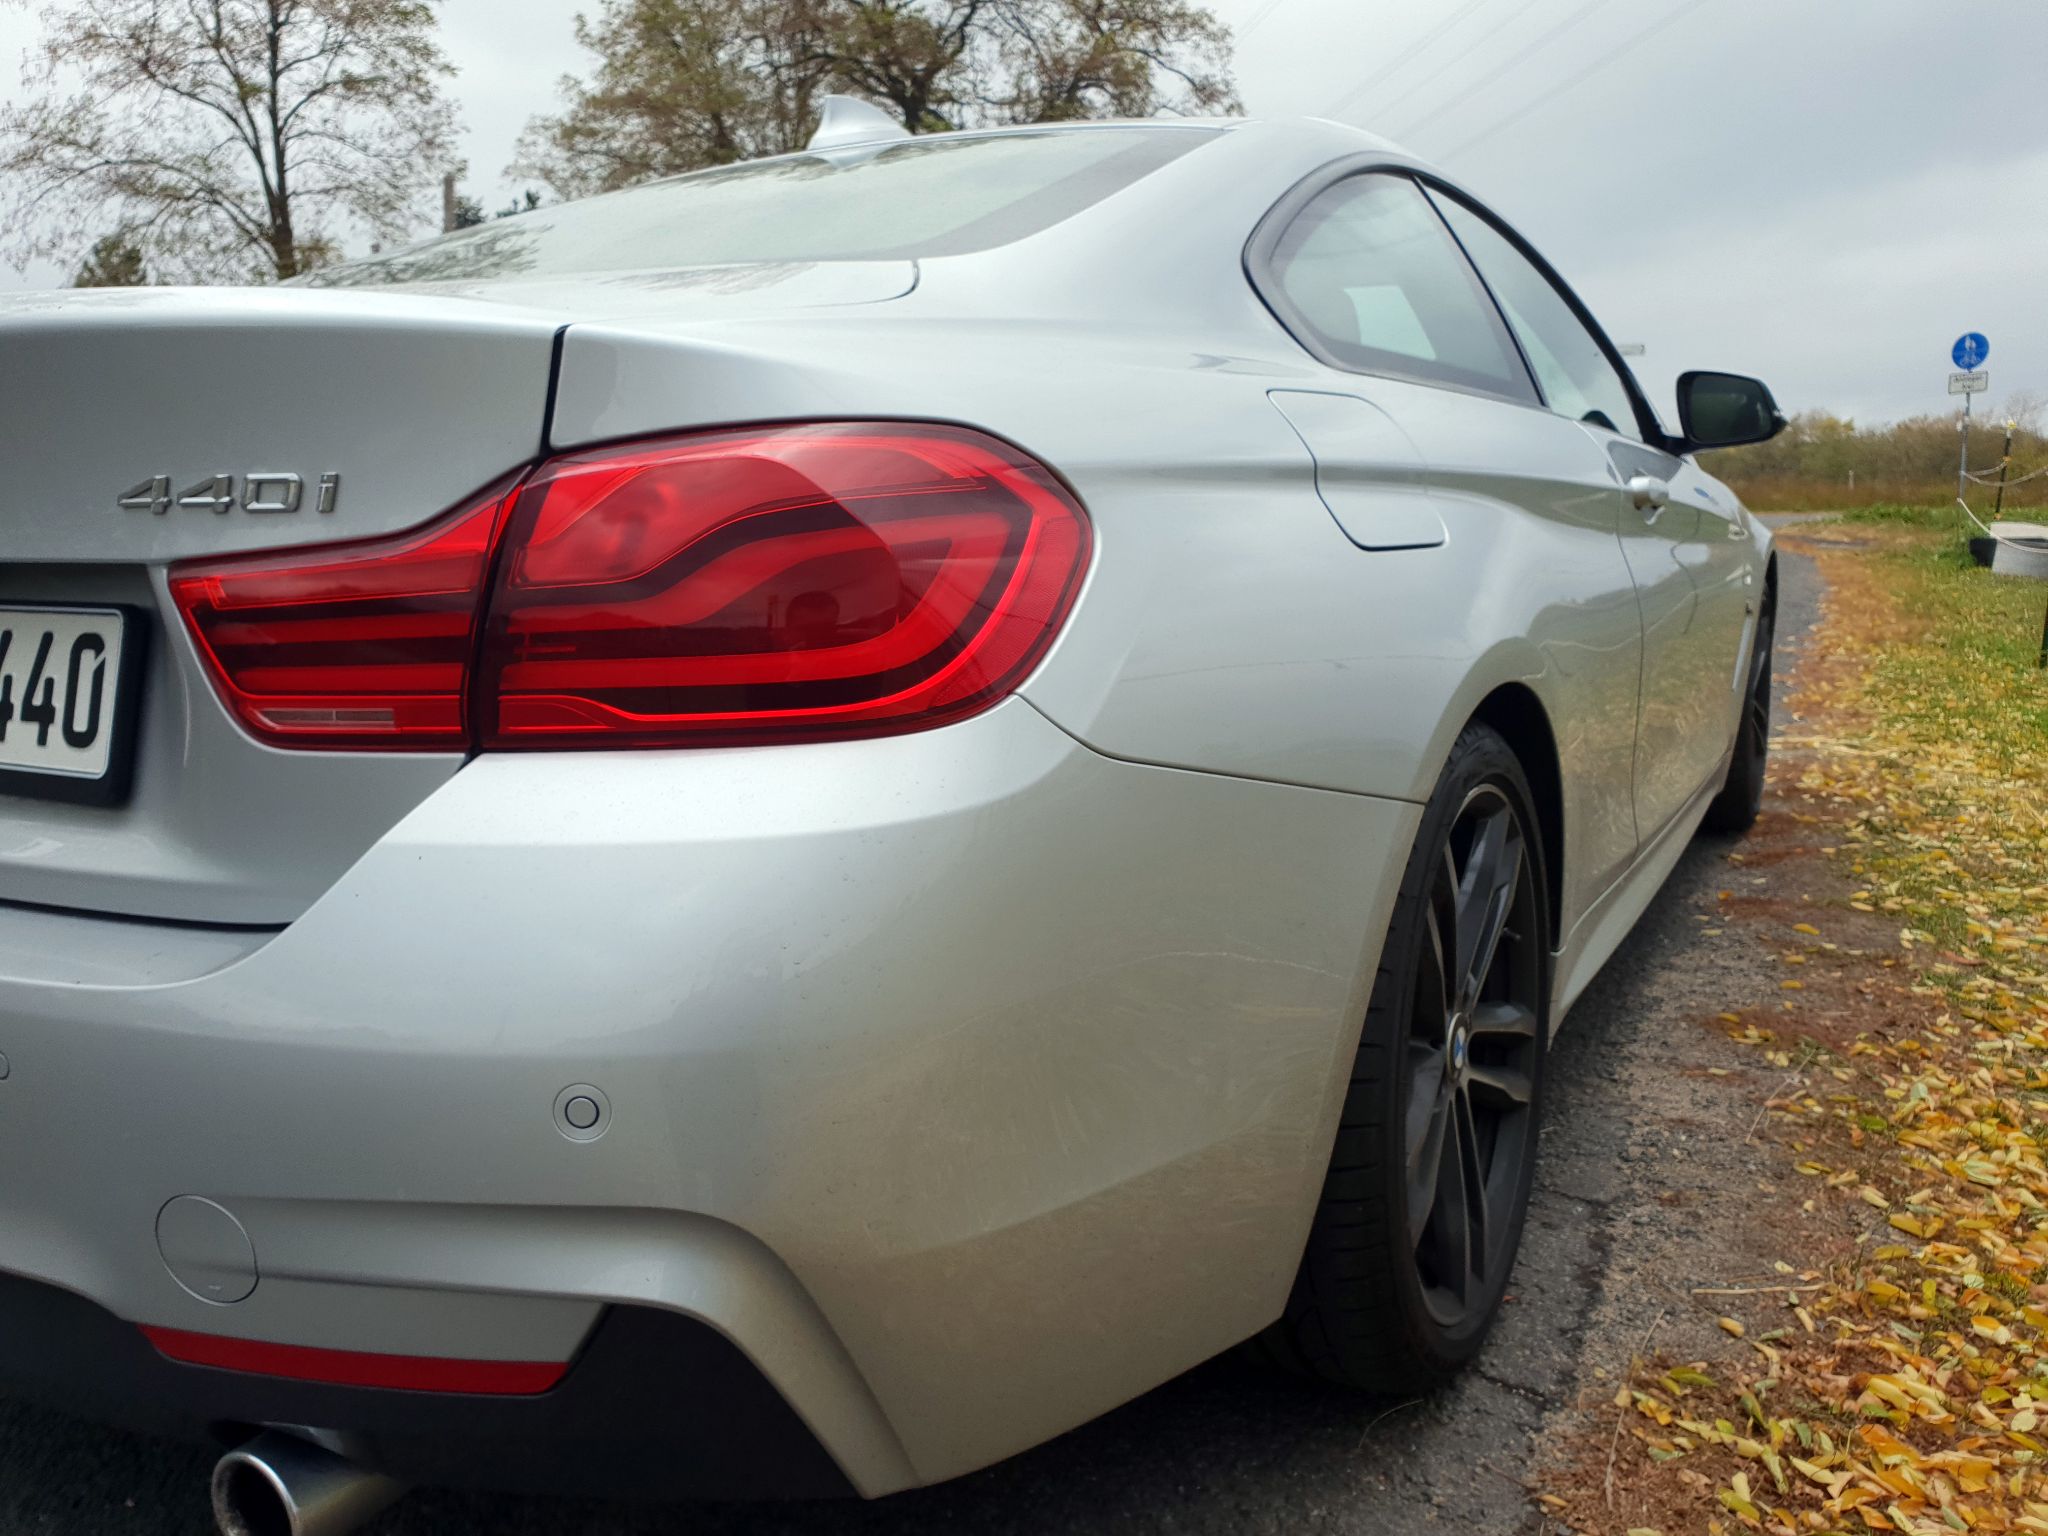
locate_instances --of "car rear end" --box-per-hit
[0,120,1424,1510]
[0,288,1079,1499]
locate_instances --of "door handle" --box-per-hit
[1627,475,1670,515]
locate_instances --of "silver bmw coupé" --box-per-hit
[0,99,1783,1532]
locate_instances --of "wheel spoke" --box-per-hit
[1468,1000,1538,1040]
[1750,617,1775,696]
[1433,844,1459,993]
[1454,1087,1487,1299]
[1748,615,1775,745]
[1422,897,1452,1024]
[1466,1000,1537,1108]
[1466,1059,1533,1107]
[1454,808,1523,1008]
[1408,880,1456,1246]
[1407,1079,1452,1246]
[1417,1087,1465,1283]
[1405,1038,1444,1148]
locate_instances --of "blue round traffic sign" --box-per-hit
[1953,332,1989,369]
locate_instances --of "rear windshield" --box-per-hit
[307,126,1217,288]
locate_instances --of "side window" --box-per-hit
[1429,192,1644,441]
[1263,174,1536,404]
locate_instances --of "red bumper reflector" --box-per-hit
[138,1325,568,1395]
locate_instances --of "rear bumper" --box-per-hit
[0,1270,851,1500]
[0,700,1416,1494]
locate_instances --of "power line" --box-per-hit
[1322,0,1508,121]
[1236,0,1293,41]
[1393,0,1620,140]
[1324,0,1499,120]
[1352,0,1546,129]
[1435,0,1713,161]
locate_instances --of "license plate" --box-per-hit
[0,606,140,803]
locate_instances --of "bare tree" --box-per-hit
[515,0,1238,200]
[0,0,460,282]
[1998,389,2045,437]
[990,0,1236,124]
[793,0,985,135]
[511,0,830,200]
[802,0,1236,132]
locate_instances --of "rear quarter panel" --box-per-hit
[548,303,1639,945]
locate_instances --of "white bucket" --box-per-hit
[1987,522,2048,580]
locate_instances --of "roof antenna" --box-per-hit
[808,94,912,152]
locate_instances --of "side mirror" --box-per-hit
[1676,371,1786,451]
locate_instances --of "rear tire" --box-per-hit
[1703,581,1775,835]
[1260,722,1549,1392]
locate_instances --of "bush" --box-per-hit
[1704,404,2046,513]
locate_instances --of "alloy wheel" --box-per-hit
[1403,784,1542,1327]
[1746,603,1775,769]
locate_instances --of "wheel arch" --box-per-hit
[1470,682,1565,954]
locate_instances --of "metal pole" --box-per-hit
[1994,420,2015,521]
[1957,389,1973,503]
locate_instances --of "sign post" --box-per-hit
[1952,333,1990,501]
[1995,420,2016,520]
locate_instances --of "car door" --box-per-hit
[1427,189,1738,846]
[1611,444,1758,824]
[1663,463,1760,778]
[1250,170,1645,915]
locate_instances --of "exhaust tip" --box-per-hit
[212,1453,293,1536]
[212,1432,404,1536]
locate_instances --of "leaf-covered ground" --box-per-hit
[1543,512,2048,1536]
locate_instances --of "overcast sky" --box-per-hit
[4,0,2043,425]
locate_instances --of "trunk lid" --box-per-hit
[0,287,560,924]
[1,286,562,562]
[0,268,916,927]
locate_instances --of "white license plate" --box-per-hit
[0,607,129,782]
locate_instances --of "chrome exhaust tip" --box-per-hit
[211,1431,405,1536]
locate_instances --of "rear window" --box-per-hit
[1261,173,1535,404]
[307,127,1218,288]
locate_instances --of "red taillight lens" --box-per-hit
[170,424,1091,751]
[168,481,523,749]
[478,423,1091,746]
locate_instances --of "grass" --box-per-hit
[1835,503,1969,528]
[1841,506,2048,754]
[1542,513,2048,1536]
[1823,512,2048,965]
[1733,479,1977,514]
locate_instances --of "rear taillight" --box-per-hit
[168,482,522,749]
[170,423,1091,751]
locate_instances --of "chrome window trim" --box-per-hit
[1416,178,1667,447]
[1245,153,1671,447]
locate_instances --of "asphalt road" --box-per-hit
[0,542,1825,1536]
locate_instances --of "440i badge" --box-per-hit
[117,472,340,515]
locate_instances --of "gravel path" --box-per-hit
[0,541,1825,1536]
